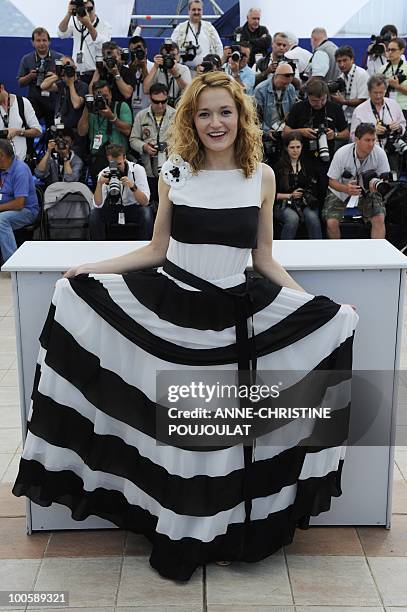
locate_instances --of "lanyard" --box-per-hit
[135,71,143,98]
[151,109,166,145]
[383,59,404,76]
[164,71,177,101]
[343,65,356,99]
[0,94,10,129]
[353,144,370,183]
[370,99,393,124]
[183,21,201,48]
[73,16,99,51]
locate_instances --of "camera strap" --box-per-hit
[343,65,356,99]
[353,144,370,185]
[370,100,393,125]
[74,16,99,51]
[151,109,166,146]
[184,21,201,49]
[0,94,10,129]
[164,72,177,102]
[383,59,403,76]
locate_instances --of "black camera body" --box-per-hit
[0,129,8,139]
[104,52,117,70]
[104,160,124,203]
[71,0,87,17]
[35,59,49,87]
[55,61,76,79]
[129,47,146,63]
[369,33,392,57]
[360,169,395,196]
[230,44,241,62]
[161,39,176,71]
[180,41,197,63]
[152,142,168,153]
[328,77,346,94]
[162,55,175,71]
[309,123,330,162]
[94,93,108,111]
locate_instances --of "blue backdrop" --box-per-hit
[0,36,375,96]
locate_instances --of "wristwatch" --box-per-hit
[114,74,122,81]
[130,185,137,192]
[19,128,26,137]
[174,74,181,79]
[109,114,118,123]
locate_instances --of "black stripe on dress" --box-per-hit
[13,457,344,581]
[65,276,342,366]
[122,270,282,330]
[27,386,350,515]
[171,205,259,248]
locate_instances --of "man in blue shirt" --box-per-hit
[224,42,256,95]
[0,140,38,262]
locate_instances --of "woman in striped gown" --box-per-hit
[13,71,358,581]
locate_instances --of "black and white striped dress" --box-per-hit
[13,163,358,581]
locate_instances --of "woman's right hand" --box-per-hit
[291,189,304,199]
[63,264,95,278]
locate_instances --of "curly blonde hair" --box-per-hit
[167,72,263,178]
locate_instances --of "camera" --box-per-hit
[201,60,215,73]
[35,59,49,87]
[377,122,407,155]
[55,61,76,79]
[180,41,198,63]
[230,45,241,62]
[95,55,105,72]
[309,124,330,163]
[104,51,117,70]
[361,170,395,197]
[152,141,168,153]
[104,160,123,203]
[327,77,346,94]
[161,39,176,71]
[121,48,131,65]
[369,33,392,57]
[201,54,221,73]
[389,70,407,88]
[70,0,87,18]
[94,93,108,111]
[0,129,8,139]
[129,47,146,62]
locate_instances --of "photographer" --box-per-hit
[379,38,407,119]
[40,56,88,129]
[283,79,349,200]
[130,84,176,203]
[307,28,340,82]
[58,0,111,84]
[323,123,388,239]
[234,8,271,67]
[274,132,322,239]
[77,80,132,182]
[34,128,83,186]
[89,41,135,103]
[331,46,368,128]
[17,27,63,128]
[350,75,406,151]
[365,24,401,76]
[0,82,42,163]
[284,32,312,76]
[254,32,290,87]
[90,143,152,240]
[196,54,222,74]
[223,42,256,95]
[128,36,154,117]
[254,64,296,165]
[143,40,191,108]
[0,139,38,263]
[171,0,223,71]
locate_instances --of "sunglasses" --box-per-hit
[151,98,168,104]
[280,73,294,77]
[387,47,400,52]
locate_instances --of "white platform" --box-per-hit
[3,239,407,531]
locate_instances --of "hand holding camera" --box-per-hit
[389,121,402,133]
[376,122,388,136]
[143,142,158,157]
[98,172,110,185]
[120,176,134,190]
[47,139,56,152]
[5,128,21,140]
[346,180,362,196]
[301,127,317,140]
[291,188,304,200]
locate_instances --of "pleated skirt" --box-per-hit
[13,269,358,580]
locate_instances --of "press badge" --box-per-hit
[133,97,142,108]
[118,212,125,225]
[41,91,50,97]
[93,134,103,150]
[76,52,84,65]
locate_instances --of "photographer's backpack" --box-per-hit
[16,96,37,171]
[43,183,93,240]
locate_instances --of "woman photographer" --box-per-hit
[274,131,322,239]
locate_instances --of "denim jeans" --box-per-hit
[275,204,322,239]
[0,208,37,262]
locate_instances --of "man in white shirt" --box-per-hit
[284,31,312,75]
[323,123,389,239]
[171,0,223,70]
[0,83,41,162]
[308,27,340,82]
[90,143,152,240]
[330,45,368,127]
[350,75,406,145]
[58,0,111,83]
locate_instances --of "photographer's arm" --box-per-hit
[93,175,107,206]
[40,73,59,92]
[143,59,160,94]
[64,175,172,277]
[58,2,74,35]
[113,73,134,100]
[77,107,89,137]
[68,79,84,109]
[252,164,305,291]
[18,70,38,88]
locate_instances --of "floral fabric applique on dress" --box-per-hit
[161,155,192,189]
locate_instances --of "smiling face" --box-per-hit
[194,87,239,155]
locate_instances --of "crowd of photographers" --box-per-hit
[1,0,407,261]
